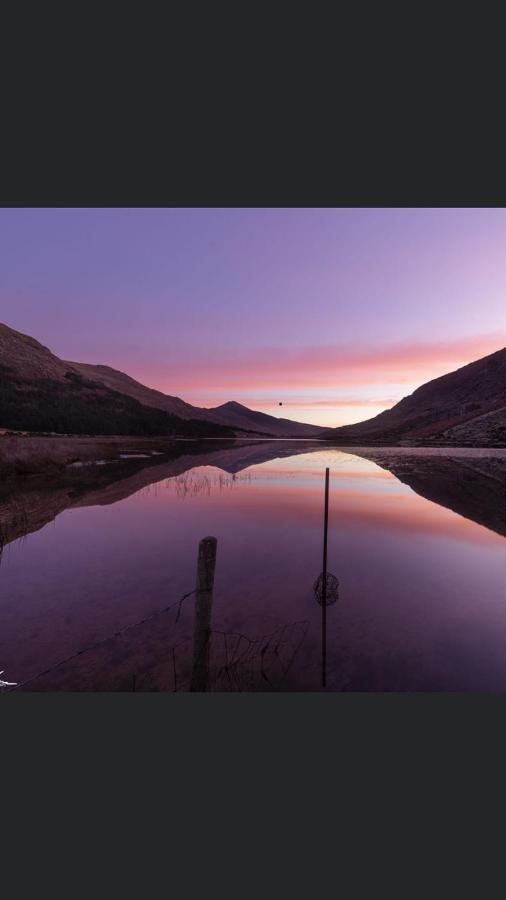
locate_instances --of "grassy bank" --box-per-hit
[0,433,180,477]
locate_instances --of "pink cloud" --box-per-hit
[132,332,506,397]
[256,397,400,409]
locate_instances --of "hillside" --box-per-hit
[0,323,324,438]
[323,347,506,446]
[0,324,233,438]
[0,322,71,381]
[69,360,218,423]
[206,401,326,437]
[71,364,325,437]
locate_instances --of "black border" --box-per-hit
[3,66,505,209]
[3,61,506,864]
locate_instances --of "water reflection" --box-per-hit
[2,441,506,551]
[1,440,505,691]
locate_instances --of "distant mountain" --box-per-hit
[0,323,324,438]
[70,367,325,436]
[205,401,326,438]
[323,347,506,446]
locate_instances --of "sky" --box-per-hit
[1,207,505,427]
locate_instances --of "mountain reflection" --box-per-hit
[2,440,506,692]
[1,440,506,553]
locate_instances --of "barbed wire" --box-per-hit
[7,607,310,693]
[4,587,198,693]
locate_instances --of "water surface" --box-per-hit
[1,442,505,691]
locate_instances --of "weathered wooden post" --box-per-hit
[190,536,217,692]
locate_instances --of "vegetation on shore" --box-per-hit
[0,434,184,478]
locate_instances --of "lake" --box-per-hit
[1,441,506,691]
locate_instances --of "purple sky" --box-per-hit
[1,208,505,425]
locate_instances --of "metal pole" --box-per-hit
[190,536,217,692]
[322,467,329,687]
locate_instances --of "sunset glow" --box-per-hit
[1,208,505,426]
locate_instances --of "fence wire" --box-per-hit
[5,587,310,692]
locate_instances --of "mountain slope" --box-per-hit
[0,322,72,381]
[0,323,324,438]
[0,324,234,438]
[68,361,218,423]
[206,401,326,437]
[71,365,325,436]
[323,347,506,445]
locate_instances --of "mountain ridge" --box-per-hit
[323,346,506,445]
[3,322,504,445]
[205,400,325,437]
[0,323,325,438]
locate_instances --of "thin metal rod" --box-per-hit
[322,467,329,687]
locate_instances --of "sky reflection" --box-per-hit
[1,449,505,690]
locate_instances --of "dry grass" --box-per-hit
[0,434,177,477]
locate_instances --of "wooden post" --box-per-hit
[322,468,329,687]
[190,536,217,692]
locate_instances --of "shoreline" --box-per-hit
[1,432,506,478]
[0,434,182,478]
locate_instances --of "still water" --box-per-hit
[1,442,506,691]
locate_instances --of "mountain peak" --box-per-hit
[208,400,325,437]
[215,401,248,411]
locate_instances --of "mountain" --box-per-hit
[69,367,325,436]
[0,324,234,438]
[323,347,506,446]
[205,401,326,437]
[68,360,219,423]
[0,323,324,438]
